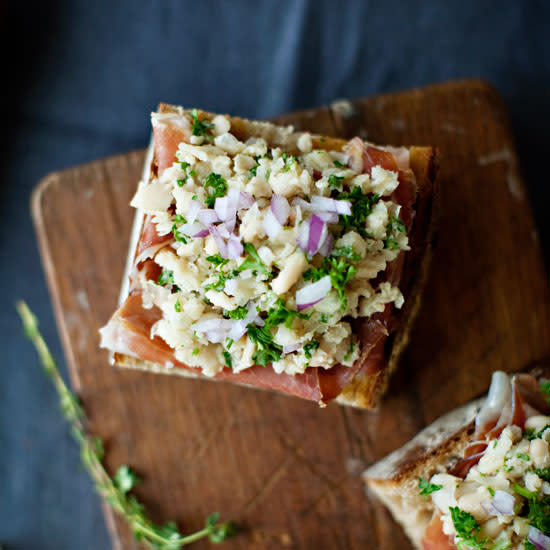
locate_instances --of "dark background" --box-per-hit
[1,2,549,549]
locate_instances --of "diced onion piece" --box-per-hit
[283,343,302,355]
[491,490,515,515]
[528,526,550,550]
[296,276,331,311]
[263,208,282,239]
[482,490,515,517]
[307,214,327,256]
[238,191,254,210]
[209,225,228,258]
[310,195,351,215]
[226,234,244,259]
[318,232,333,257]
[271,194,290,225]
[190,318,233,343]
[198,209,219,225]
[186,200,201,224]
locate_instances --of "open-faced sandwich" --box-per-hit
[364,369,550,549]
[99,104,437,408]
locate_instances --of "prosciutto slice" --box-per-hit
[449,371,550,478]
[103,113,418,404]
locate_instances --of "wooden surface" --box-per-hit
[32,79,550,550]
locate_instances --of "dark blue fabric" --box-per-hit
[1,2,548,548]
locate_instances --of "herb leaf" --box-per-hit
[16,301,237,549]
[238,243,272,279]
[418,477,442,497]
[449,507,490,549]
[223,351,233,369]
[224,306,249,320]
[303,340,320,359]
[190,109,214,139]
[337,186,380,237]
[203,173,228,208]
[303,247,360,311]
[541,380,550,404]
[247,324,282,366]
[328,174,344,189]
[264,298,310,329]
[158,269,176,287]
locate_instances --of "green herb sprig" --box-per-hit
[418,477,442,497]
[16,301,236,548]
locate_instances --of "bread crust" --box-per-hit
[363,366,550,548]
[109,105,439,408]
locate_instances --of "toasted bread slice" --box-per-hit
[101,105,438,409]
[363,366,550,548]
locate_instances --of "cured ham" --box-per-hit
[100,105,431,407]
[449,371,550,478]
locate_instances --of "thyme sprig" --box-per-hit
[16,301,236,548]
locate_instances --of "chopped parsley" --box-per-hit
[249,164,258,178]
[517,453,531,461]
[303,247,360,310]
[224,306,249,320]
[192,347,200,356]
[264,298,310,329]
[303,340,320,359]
[533,468,550,482]
[177,161,195,186]
[174,299,182,312]
[525,494,550,540]
[223,351,233,369]
[203,173,228,207]
[449,507,490,549]
[247,324,282,367]
[171,214,188,243]
[513,483,536,499]
[238,243,272,279]
[206,254,230,268]
[337,186,380,237]
[281,152,296,172]
[333,160,346,168]
[190,109,214,138]
[320,313,329,323]
[526,425,550,441]
[328,174,344,189]
[157,269,175,287]
[384,215,407,250]
[487,487,495,497]
[418,478,442,497]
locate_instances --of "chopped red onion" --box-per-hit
[318,232,333,257]
[198,209,219,225]
[193,228,209,238]
[224,278,238,295]
[226,234,244,259]
[283,342,302,355]
[270,194,290,225]
[191,318,234,343]
[179,221,206,238]
[227,302,263,341]
[297,215,331,256]
[238,191,254,210]
[263,208,282,239]
[307,215,327,256]
[528,527,550,550]
[491,490,515,515]
[310,195,352,215]
[209,225,228,258]
[296,276,331,311]
[316,211,339,223]
[186,200,201,224]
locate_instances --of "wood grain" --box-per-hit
[32,79,550,550]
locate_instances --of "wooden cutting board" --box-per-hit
[32,79,550,550]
